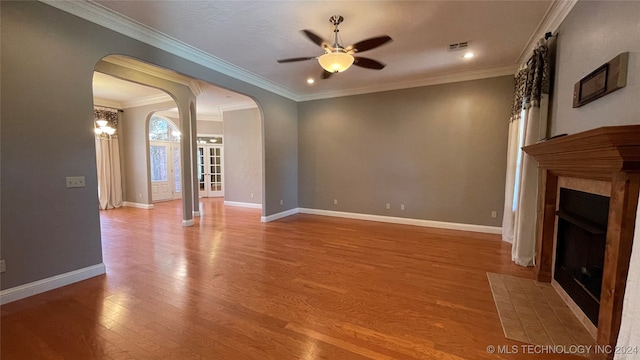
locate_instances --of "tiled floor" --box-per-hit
[487,273,595,357]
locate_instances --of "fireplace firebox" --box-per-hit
[555,188,610,326]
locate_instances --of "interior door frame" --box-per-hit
[197,133,224,198]
[170,142,182,200]
[148,115,183,203]
[150,140,181,202]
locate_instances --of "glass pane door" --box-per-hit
[150,143,172,201]
[150,145,167,182]
[198,146,206,195]
[197,145,223,197]
[172,145,181,198]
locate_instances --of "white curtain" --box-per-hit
[502,69,526,244]
[501,42,550,266]
[95,108,123,210]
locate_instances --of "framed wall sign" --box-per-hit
[573,52,628,108]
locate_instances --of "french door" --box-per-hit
[198,145,224,197]
[150,141,181,201]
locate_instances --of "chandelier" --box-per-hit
[94,107,119,138]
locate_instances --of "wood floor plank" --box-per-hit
[1,198,583,359]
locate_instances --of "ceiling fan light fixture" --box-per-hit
[318,52,354,73]
[277,15,391,77]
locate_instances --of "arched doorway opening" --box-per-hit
[92,54,263,224]
[148,115,182,202]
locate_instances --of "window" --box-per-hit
[149,116,180,142]
[150,145,168,182]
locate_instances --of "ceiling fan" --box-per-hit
[277,15,392,79]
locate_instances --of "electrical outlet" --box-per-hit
[251,193,254,198]
[0,260,6,273]
[491,211,497,218]
[280,200,283,205]
[333,199,338,205]
[386,203,391,210]
[66,176,85,188]
[401,204,405,211]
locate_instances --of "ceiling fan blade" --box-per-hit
[277,57,317,63]
[321,70,333,79]
[302,30,327,47]
[353,57,386,70]
[348,35,392,53]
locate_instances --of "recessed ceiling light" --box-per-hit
[463,52,474,59]
[307,78,315,85]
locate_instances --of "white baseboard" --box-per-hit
[123,201,153,209]
[298,208,502,234]
[261,208,299,222]
[0,263,106,305]
[193,211,201,217]
[224,201,262,209]
[182,219,195,226]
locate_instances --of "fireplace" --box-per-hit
[555,188,610,326]
[523,125,640,360]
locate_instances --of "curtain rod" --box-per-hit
[94,105,124,112]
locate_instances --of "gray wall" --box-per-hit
[223,108,263,205]
[298,76,513,227]
[550,0,640,135]
[260,95,298,215]
[197,120,223,135]
[0,1,298,290]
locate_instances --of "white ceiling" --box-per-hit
[80,1,568,117]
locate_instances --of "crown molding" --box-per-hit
[218,101,258,113]
[121,93,174,109]
[93,98,124,109]
[41,0,576,104]
[516,0,578,64]
[197,115,224,122]
[154,109,225,121]
[298,64,519,102]
[119,92,255,118]
[189,80,203,97]
[102,55,203,96]
[40,0,299,101]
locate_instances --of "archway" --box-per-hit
[93,54,263,225]
[94,55,196,226]
[148,114,182,202]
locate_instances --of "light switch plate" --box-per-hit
[66,176,85,188]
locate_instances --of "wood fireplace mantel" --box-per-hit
[523,125,640,359]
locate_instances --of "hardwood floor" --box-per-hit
[1,199,582,359]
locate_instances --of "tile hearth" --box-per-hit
[487,273,595,357]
